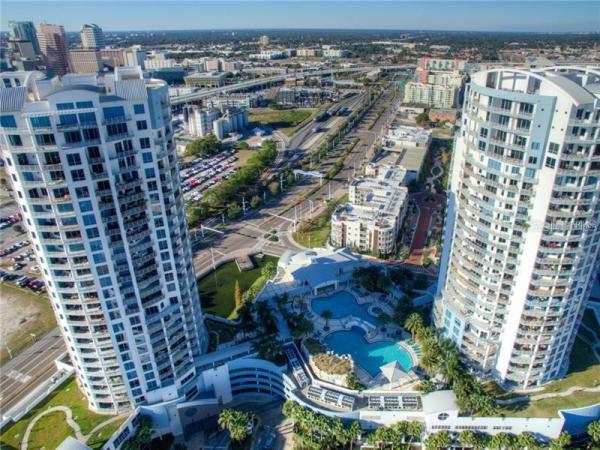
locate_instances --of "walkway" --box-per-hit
[20,406,127,450]
[497,385,600,406]
[405,192,444,266]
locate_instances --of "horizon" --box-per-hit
[2,1,599,33]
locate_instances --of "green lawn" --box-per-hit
[234,149,254,169]
[249,109,314,136]
[198,255,278,319]
[0,283,57,364]
[0,377,122,450]
[497,336,600,417]
[292,194,348,248]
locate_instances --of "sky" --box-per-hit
[1,1,599,33]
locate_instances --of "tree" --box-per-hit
[250,195,261,209]
[588,420,600,449]
[122,416,153,450]
[424,430,452,450]
[399,244,410,260]
[12,224,23,234]
[321,309,333,330]
[517,432,541,450]
[261,261,277,279]
[234,280,243,310]
[218,408,251,442]
[346,420,362,450]
[185,134,222,157]
[488,432,516,450]
[416,379,437,394]
[415,111,430,126]
[269,181,280,196]
[550,432,571,450]
[227,202,242,220]
[404,312,425,337]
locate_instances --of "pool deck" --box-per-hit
[300,287,421,387]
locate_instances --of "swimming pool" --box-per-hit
[311,291,378,324]
[324,327,414,377]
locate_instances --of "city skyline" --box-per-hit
[1,1,599,33]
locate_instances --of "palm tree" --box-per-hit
[321,309,333,330]
[405,420,423,447]
[346,420,362,450]
[458,430,489,450]
[218,408,250,442]
[404,312,424,337]
[423,430,452,450]
[588,420,600,449]
[516,432,541,450]
[550,432,571,450]
[488,432,516,450]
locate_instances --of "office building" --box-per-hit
[331,165,408,256]
[434,67,600,389]
[249,50,286,60]
[37,23,71,76]
[8,20,40,55]
[101,48,126,68]
[69,49,103,73]
[0,67,207,413]
[297,47,322,58]
[259,35,269,46]
[80,24,105,50]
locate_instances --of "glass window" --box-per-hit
[78,112,96,125]
[142,152,152,163]
[136,120,147,130]
[66,154,82,166]
[76,101,94,109]
[71,169,85,181]
[133,104,145,114]
[82,214,96,226]
[145,168,155,178]
[35,134,56,146]
[0,115,17,128]
[30,116,51,128]
[56,102,75,110]
[139,137,150,149]
[103,106,125,120]
[79,200,93,212]
[8,135,22,146]
[58,114,78,126]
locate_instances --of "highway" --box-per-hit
[192,83,401,277]
[170,65,414,105]
[0,328,66,413]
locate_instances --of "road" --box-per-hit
[0,328,66,413]
[192,83,400,276]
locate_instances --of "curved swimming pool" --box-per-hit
[311,290,378,324]
[325,327,414,377]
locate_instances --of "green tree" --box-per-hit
[122,416,153,450]
[261,261,277,279]
[185,134,222,157]
[346,420,362,450]
[588,420,600,449]
[517,432,541,450]
[550,432,571,450]
[218,408,251,442]
[416,379,437,394]
[399,244,410,260]
[424,430,452,450]
[404,312,425,337]
[227,202,242,220]
[415,111,430,126]
[250,195,261,209]
[234,280,243,310]
[488,432,516,450]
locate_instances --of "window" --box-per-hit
[136,120,147,130]
[139,137,150,149]
[79,200,93,212]
[76,101,94,109]
[107,123,128,136]
[56,102,74,110]
[519,102,534,114]
[71,169,86,181]
[75,186,89,198]
[0,115,17,128]
[67,154,82,166]
[531,142,541,150]
[30,116,51,128]
[82,214,96,226]
[78,112,96,125]
[58,114,78,126]
[8,135,22,146]
[549,142,560,154]
[528,157,538,164]
[546,157,556,169]
[83,128,100,141]
[86,228,100,239]
[145,168,155,178]
[516,118,531,130]
[35,134,56,146]
[133,104,145,114]
[142,152,152,163]
[64,131,82,144]
[488,159,501,171]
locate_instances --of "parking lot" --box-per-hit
[181,149,240,203]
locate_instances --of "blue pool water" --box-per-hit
[325,327,414,377]
[311,291,378,324]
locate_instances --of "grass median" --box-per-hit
[249,109,314,136]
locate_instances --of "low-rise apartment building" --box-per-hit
[331,165,408,256]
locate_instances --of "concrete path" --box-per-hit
[20,405,128,450]
[497,384,600,406]
[405,192,444,265]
